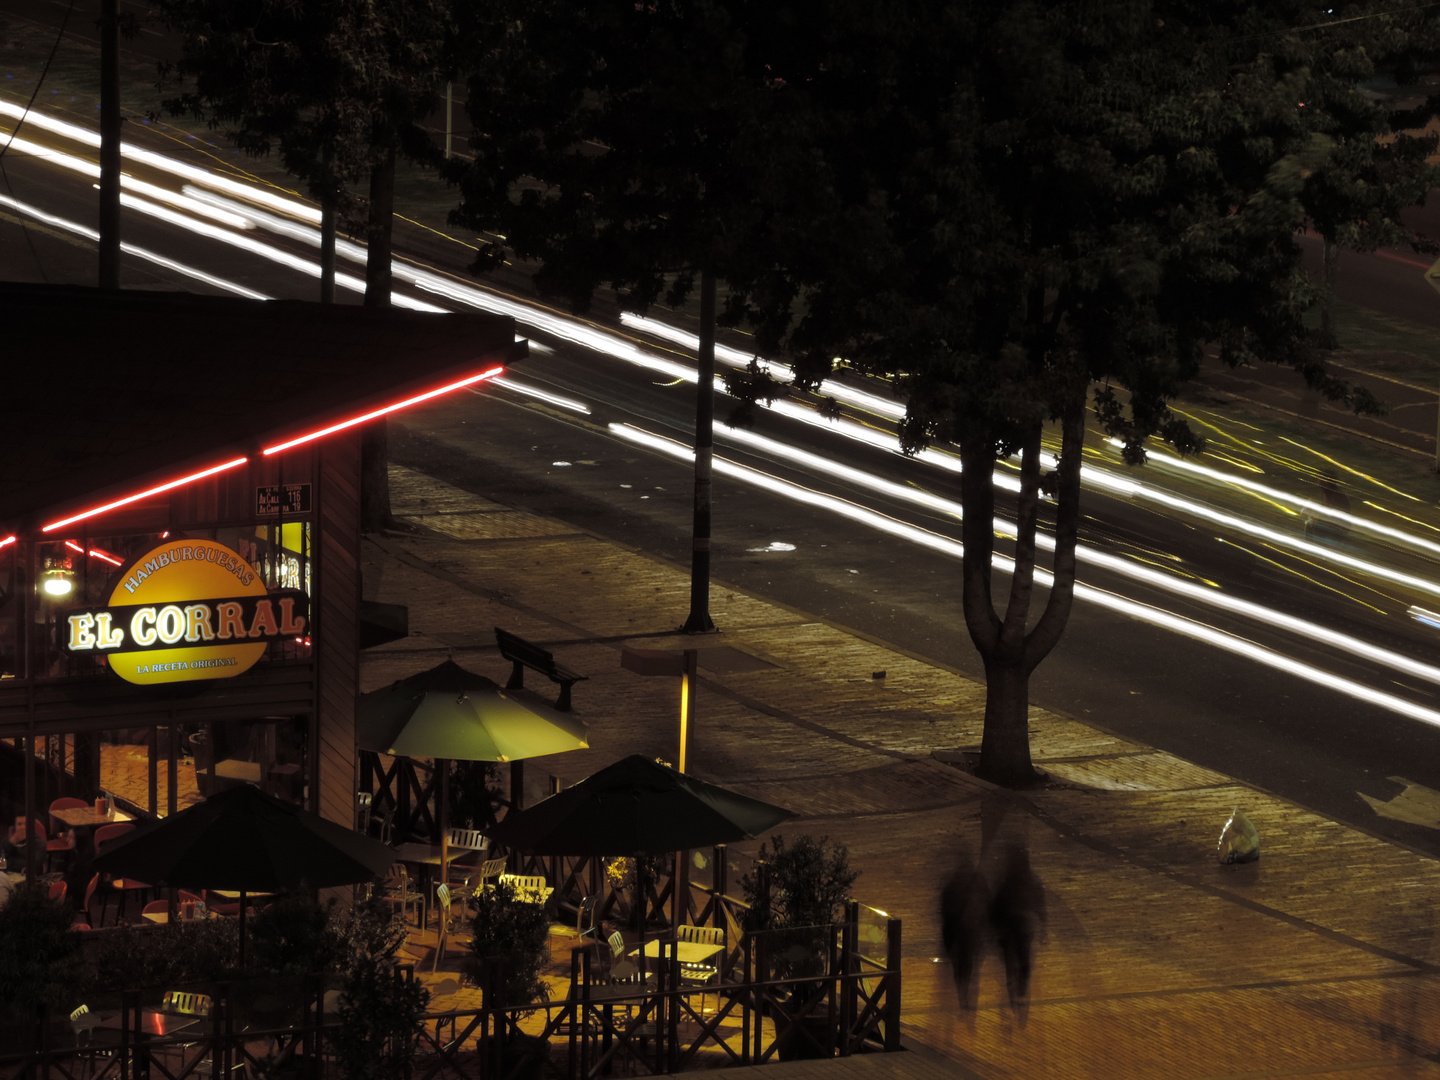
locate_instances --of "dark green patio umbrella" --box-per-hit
[93,784,395,965]
[484,754,794,855]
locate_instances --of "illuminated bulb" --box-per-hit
[42,573,72,597]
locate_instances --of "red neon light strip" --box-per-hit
[0,536,15,548]
[42,457,249,533]
[262,366,504,456]
[65,540,123,566]
[32,364,502,536]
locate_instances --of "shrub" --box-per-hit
[740,834,859,980]
[467,880,551,1010]
[0,883,88,1012]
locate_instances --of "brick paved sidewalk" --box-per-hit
[363,464,1440,1079]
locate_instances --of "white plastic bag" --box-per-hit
[1217,808,1260,864]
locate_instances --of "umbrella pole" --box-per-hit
[239,891,247,969]
[438,759,449,931]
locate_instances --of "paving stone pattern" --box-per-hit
[365,464,1440,1078]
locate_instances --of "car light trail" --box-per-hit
[0,101,323,224]
[619,311,909,422]
[0,191,270,299]
[615,422,1440,697]
[1108,440,1440,560]
[10,108,1440,625]
[487,377,592,414]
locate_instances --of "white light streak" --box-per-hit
[612,421,1440,723]
[488,377,591,414]
[620,311,909,421]
[0,192,269,299]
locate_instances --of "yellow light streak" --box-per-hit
[1218,539,1389,615]
[1279,437,1420,501]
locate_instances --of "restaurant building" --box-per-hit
[0,284,521,870]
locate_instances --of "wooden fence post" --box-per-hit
[885,918,902,1051]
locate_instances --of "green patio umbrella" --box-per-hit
[357,660,588,762]
[357,659,590,890]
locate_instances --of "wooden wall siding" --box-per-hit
[0,666,318,739]
[315,430,361,828]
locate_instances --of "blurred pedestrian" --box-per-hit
[989,843,1046,1008]
[939,850,989,1012]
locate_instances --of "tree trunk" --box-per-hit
[1320,236,1338,350]
[364,149,396,307]
[977,656,1034,786]
[98,0,121,288]
[966,397,1086,788]
[320,143,337,304]
[360,149,397,532]
[682,267,718,633]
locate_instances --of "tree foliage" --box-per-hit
[448,0,805,310]
[154,0,452,294]
[720,0,1440,785]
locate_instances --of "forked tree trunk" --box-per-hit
[963,396,1086,788]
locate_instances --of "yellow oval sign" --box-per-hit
[63,539,307,686]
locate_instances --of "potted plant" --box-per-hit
[467,879,552,1078]
[332,896,430,1080]
[740,834,859,1060]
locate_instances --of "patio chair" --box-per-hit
[48,880,67,904]
[94,823,149,922]
[675,925,724,1014]
[157,990,221,1078]
[69,1004,108,1079]
[476,857,508,892]
[431,883,469,972]
[355,791,372,834]
[380,864,422,926]
[46,827,76,873]
[81,873,103,928]
[447,827,487,853]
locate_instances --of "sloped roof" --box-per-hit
[0,284,522,531]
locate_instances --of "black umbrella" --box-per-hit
[484,754,795,855]
[94,784,396,964]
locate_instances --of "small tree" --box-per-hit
[333,959,430,1080]
[467,879,550,1011]
[740,834,858,981]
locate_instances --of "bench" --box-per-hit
[495,627,587,711]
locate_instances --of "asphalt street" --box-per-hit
[5,89,1440,861]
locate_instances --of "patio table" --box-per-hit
[391,842,447,925]
[640,939,725,965]
[92,1009,200,1038]
[53,806,134,830]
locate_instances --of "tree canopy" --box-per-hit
[720,0,1440,784]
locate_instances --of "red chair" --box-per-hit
[48,880,67,903]
[93,823,134,850]
[141,900,169,918]
[46,829,76,873]
[70,921,92,931]
[94,825,148,923]
[82,873,101,926]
